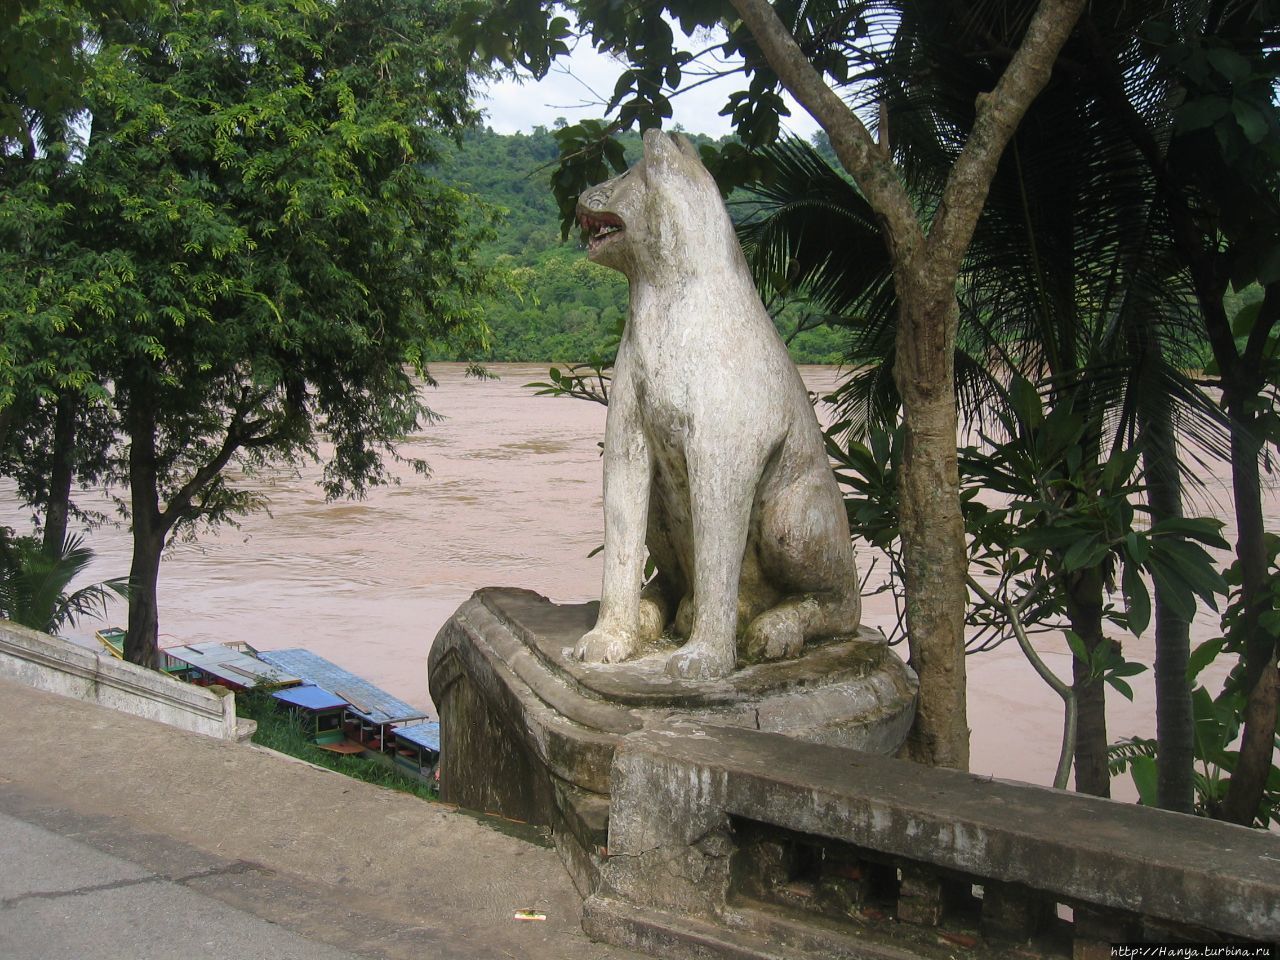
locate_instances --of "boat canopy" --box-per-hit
[166,641,299,689]
[394,721,441,753]
[272,684,348,712]
[256,649,429,725]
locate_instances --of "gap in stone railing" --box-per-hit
[726,815,1146,958]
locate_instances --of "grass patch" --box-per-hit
[236,690,439,802]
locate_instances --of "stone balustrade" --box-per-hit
[585,723,1280,960]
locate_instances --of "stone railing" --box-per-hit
[584,723,1280,960]
[0,620,250,741]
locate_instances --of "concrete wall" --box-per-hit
[586,722,1280,960]
[0,620,244,741]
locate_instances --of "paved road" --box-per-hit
[0,811,361,960]
[0,677,642,960]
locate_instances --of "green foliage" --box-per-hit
[0,0,149,148]
[1147,9,1280,292]
[964,386,1227,638]
[823,420,907,642]
[1111,637,1280,829]
[453,0,809,222]
[0,528,125,635]
[2,0,502,664]
[430,125,847,363]
[3,0,493,510]
[831,393,1228,687]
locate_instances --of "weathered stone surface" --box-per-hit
[896,869,945,926]
[0,619,244,740]
[430,588,916,787]
[591,722,1280,955]
[980,881,1051,941]
[428,587,916,895]
[573,130,863,681]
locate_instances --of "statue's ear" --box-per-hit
[642,128,683,168]
[642,129,714,188]
[672,134,700,162]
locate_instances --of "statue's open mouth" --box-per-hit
[579,211,625,254]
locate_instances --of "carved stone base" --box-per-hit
[427,587,917,893]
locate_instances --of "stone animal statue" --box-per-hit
[573,129,862,680]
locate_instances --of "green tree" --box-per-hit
[737,2,1278,813]
[0,1,133,548]
[2,0,492,668]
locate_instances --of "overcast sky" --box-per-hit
[475,33,821,141]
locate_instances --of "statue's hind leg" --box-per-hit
[743,578,861,661]
[744,466,862,662]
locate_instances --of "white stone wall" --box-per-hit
[0,620,242,740]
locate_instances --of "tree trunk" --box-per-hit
[1221,409,1277,825]
[41,392,77,556]
[1066,566,1110,796]
[895,286,969,770]
[124,525,163,670]
[124,401,166,670]
[725,0,1087,770]
[1141,405,1195,813]
[0,406,13,463]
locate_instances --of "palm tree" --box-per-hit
[738,0,1228,805]
[0,529,125,636]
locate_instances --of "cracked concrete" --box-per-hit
[0,810,360,960]
[1,858,262,910]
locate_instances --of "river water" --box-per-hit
[1,363,1264,792]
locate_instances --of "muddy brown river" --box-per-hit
[1,363,1264,792]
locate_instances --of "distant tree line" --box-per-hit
[434,124,849,364]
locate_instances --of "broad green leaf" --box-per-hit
[1130,755,1159,806]
[1175,95,1231,133]
[1109,661,1148,678]
[1107,675,1136,701]
[1062,535,1106,572]
[1009,376,1042,427]
[1122,561,1151,636]
[1230,300,1262,338]
[1124,531,1150,565]
[1150,516,1230,550]
[1207,47,1252,82]
[1232,99,1270,144]
[1187,637,1225,681]
[1154,540,1228,606]
[1065,630,1089,664]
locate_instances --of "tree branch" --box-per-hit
[1242,283,1280,375]
[157,386,266,528]
[969,575,1076,789]
[726,0,923,259]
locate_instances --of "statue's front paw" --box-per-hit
[664,640,735,680]
[575,626,638,664]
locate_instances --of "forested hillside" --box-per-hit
[434,126,846,364]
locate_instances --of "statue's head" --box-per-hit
[576,129,727,280]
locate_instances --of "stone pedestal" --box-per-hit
[428,587,917,893]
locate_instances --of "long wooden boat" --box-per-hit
[94,627,192,676]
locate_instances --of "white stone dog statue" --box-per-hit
[573,129,862,680]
